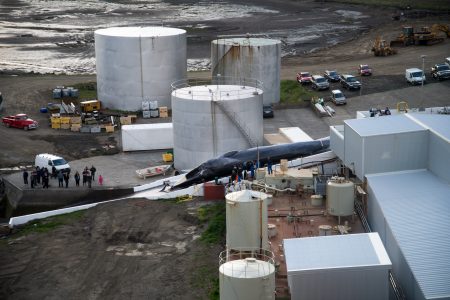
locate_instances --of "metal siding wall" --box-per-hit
[289,268,389,300]
[428,132,450,183]
[344,124,363,180]
[330,126,344,159]
[367,183,386,242]
[364,131,428,176]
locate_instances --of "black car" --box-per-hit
[324,70,340,82]
[263,105,274,118]
[340,74,361,90]
[431,64,450,81]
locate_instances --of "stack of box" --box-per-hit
[60,116,71,129]
[142,101,150,119]
[51,115,61,129]
[150,101,159,118]
[70,116,82,132]
[159,107,168,118]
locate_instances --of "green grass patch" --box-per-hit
[280,80,317,104]
[198,203,226,244]
[15,210,86,236]
[72,82,97,100]
[322,0,450,10]
[191,264,220,300]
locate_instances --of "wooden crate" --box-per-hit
[71,124,81,132]
[70,116,81,124]
[120,116,132,125]
[60,117,71,124]
[105,125,114,133]
[60,123,71,130]
[51,123,61,129]
[159,111,169,118]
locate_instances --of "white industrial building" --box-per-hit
[284,233,392,300]
[171,79,264,170]
[95,26,186,111]
[211,38,281,105]
[330,113,450,300]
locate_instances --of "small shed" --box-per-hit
[284,232,391,300]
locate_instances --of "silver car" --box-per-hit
[331,89,346,105]
[311,75,330,90]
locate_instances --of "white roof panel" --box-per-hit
[284,233,391,273]
[345,114,425,137]
[407,114,450,141]
[367,169,450,299]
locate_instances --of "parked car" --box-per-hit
[323,70,340,82]
[340,74,361,90]
[431,63,450,81]
[311,75,330,90]
[35,153,71,173]
[405,68,426,85]
[263,105,274,118]
[358,64,372,76]
[296,72,312,84]
[330,89,346,105]
[2,113,38,130]
[445,57,450,66]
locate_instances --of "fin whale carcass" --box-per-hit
[172,137,330,189]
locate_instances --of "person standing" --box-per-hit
[42,172,49,189]
[63,172,69,188]
[90,165,96,181]
[36,166,41,184]
[86,171,92,188]
[51,166,57,178]
[98,174,103,186]
[249,161,255,179]
[30,170,36,188]
[74,171,80,187]
[23,170,29,185]
[57,171,64,188]
[267,157,273,175]
[82,168,88,186]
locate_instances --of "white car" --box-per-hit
[35,153,71,173]
[331,89,346,105]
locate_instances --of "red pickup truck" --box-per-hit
[2,114,38,130]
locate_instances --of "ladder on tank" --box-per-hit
[214,100,258,148]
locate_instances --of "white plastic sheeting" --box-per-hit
[95,27,186,110]
[279,127,313,143]
[172,84,263,170]
[285,233,391,300]
[121,123,173,151]
[211,38,281,105]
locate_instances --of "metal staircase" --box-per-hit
[214,100,258,148]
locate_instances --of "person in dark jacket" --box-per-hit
[82,167,88,186]
[51,166,57,178]
[57,171,64,188]
[63,172,69,188]
[36,166,41,184]
[30,170,37,188]
[23,170,29,185]
[90,165,96,181]
[42,172,49,189]
[267,157,273,175]
[86,171,92,188]
[74,171,80,187]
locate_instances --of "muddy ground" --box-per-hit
[0,199,223,299]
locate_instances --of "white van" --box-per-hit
[35,153,70,172]
[405,68,426,85]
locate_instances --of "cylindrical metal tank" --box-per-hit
[211,38,281,105]
[95,26,186,111]
[225,190,268,250]
[326,177,355,217]
[219,249,275,300]
[171,77,263,170]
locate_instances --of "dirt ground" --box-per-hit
[0,199,223,299]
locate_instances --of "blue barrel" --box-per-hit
[40,107,48,113]
[53,89,62,99]
[70,89,79,98]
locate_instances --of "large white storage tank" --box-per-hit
[225,190,268,250]
[171,77,263,170]
[326,177,355,217]
[95,26,186,111]
[219,250,276,300]
[211,38,281,105]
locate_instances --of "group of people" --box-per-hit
[229,158,273,183]
[369,107,391,117]
[23,165,102,189]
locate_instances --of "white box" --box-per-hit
[121,123,173,151]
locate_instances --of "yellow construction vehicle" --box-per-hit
[390,24,450,47]
[372,36,397,56]
[397,101,409,113]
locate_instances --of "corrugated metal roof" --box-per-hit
[407,114,450,141]
[367,170,450,299]
[284,233,391,273]
[345,115,425,137]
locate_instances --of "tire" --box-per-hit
[24,126,29,131]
